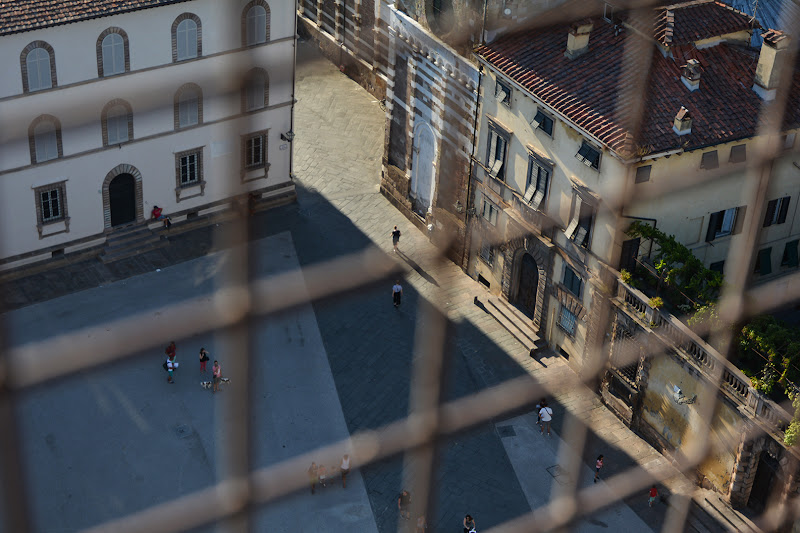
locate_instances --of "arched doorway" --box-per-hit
[411,122,436,216]
[102,164,144,230]
[109,173,136,226]
[517,253,539,318]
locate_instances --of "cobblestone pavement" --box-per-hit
[3,41,721,532]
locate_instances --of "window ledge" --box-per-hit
[175,180,206,202]
[242,163,270,182]
[37,217,70,239]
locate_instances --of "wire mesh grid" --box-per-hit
[1,0,800,532]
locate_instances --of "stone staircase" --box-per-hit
[100,224,166,264]
[476,294,547,356]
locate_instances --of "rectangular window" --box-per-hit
[700,150,719,170]
[524,155,550,210]
[558,305,577,336]
[39,187,63,222]
[176,149,202,186]
[482,200,498,225]
[575,141,600,170]
[495,80,511,107]
[763,196,791,227]
[563,266,582,297]
[566,196,594,247]
[244,132,267,169]
[531,110,553,136]
[486,127,509,180]
[179,97,199,127]
[782,240,799,267]
[635,165,651,183]
[480,243,494,266]
[706,206,745,241]
[710,260,725,273]
[755,247,772,275]
[729,144,746,163]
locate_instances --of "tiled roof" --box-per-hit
[721,0,799,46]
[654,1,757,46]
[475,3,800,157]
[0,0,192,36]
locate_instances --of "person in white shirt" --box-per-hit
[539,400,553,436]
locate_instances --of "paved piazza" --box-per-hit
[2,42,680,532]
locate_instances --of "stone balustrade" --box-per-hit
[616,280,791,437]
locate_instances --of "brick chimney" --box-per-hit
[673,106,692,135]
[681,59,701,91]
[753,30,790,101]
[565,20,594,59]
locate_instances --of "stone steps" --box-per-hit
[475,294,547,356]
[100,225,165,264]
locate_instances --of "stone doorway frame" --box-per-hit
[102,164,144,230]
[502,235,551,332]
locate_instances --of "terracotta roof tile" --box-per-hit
[475,3,800,157]
[654,1,757,46]
[0,0,192,36]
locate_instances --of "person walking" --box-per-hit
[415,515,427,533]
[391,225,401,252]
[463,514,476,533]
[539,400,553,436]
[594,455,604,483]
[649,485,658,507]
[398,490,411,520]
[308,462,319,495]
[340,454,351,488]
[535,398,546,427]
[165,357,176,384]
[392,280,403,308]
[318,464,328,487]
[199,348,210,373]
[212,360,222,394]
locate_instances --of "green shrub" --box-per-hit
[649,296,664,309]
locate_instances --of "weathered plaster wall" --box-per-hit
[641,353,743,491]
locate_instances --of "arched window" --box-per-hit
[174,84,203,129]
[28,116,62,164]
[96,28,129,77]
[242,1,270,45]
[173,14,202,62]
[21,42,56,92]
[242,69,269,111]
[102,100,133,146]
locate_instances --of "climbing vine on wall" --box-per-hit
[626,221,724,306]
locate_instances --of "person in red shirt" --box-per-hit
[649,485,658,507]
[151,206,163,220]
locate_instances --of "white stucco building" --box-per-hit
[0,0,296,269]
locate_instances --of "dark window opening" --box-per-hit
[700,150,719,170]
[635,165,651,183]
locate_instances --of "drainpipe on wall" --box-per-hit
[461,63,483,270]
[290,2,298,181]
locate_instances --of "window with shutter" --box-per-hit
[729,144,746,163]
[525,155,550,210]
[563,266,582,297]
[486,127,508,180]
[755,248,772,275]
[782,240,799,267]
[764,197,790,226]
[707,206,741,240]
[531,110,553,136]
[495,81,511,106]
[575,142,600,169]
[700,150,719,170]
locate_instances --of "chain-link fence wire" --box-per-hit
[2,0,800,531]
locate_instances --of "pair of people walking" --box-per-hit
[198,347,222,393]
[308,455,350,494]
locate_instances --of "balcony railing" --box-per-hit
[615,280,792,440]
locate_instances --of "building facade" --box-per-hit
[469,0,800,504]
[471,2,800,372]
[0,0,296,270]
